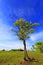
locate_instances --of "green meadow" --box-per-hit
[0,50,43,65]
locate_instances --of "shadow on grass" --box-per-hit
[19,58,43,65]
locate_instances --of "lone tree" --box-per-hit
[12,18,39,61]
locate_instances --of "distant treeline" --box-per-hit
[10,49,24,51]
[0,49,24,51]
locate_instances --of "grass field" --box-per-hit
[0,50,43,65]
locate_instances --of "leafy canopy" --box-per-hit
[13,18,39,40]
[35,42,43,53]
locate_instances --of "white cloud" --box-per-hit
[0,41,24,50]
[0,18,14,40]
[0,41,32,50]
[0,18,23,50]
[30,31,43,41]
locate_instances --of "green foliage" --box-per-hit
[35,42,43,53]
[13,18,39,40]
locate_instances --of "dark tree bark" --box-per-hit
[23,40,31,61]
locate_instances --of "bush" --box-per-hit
[2,49,5,51]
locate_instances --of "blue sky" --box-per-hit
[0,0,43,50]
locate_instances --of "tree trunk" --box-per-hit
[23,40,30,60]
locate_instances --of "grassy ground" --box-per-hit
[0,51,43,65]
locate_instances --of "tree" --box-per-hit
[12,18,39,61]
[35,42,43,53]
[31,45,35,51]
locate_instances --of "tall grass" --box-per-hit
[0,50,43,65]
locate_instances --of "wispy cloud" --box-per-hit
[0,41,24,50]
[0,41,32,50]
[0,18,16,42]
[11,8,36,18]
[30,31,43,41]
[0,18,23,50]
